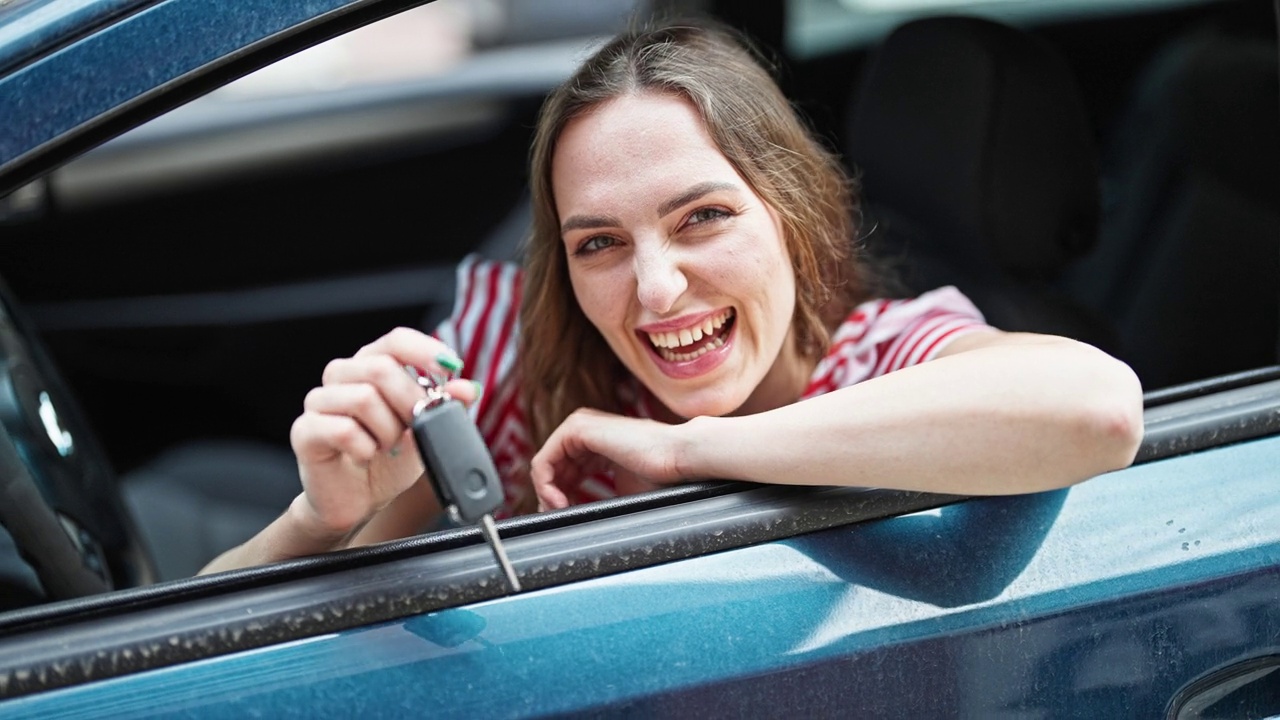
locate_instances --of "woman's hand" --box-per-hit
[200,327,481,575]
[530,408,693,510]
[288,327,480,542]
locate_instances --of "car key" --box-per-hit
[410,375,521,593]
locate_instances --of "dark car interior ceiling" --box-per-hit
[0,0,1275,584]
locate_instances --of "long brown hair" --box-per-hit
[518,17,879,450]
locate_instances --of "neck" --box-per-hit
[733,331,815,416]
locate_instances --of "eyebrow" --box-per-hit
[561,213,622,234]
[559,181,740,235]
[656,181,739,219]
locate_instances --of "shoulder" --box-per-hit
[433,256,523,357]
[430,254,524,414]
[842,286,985,342]
[805,286,990,395]
[448,255,524,333]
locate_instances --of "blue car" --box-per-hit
[1,0,1278,716]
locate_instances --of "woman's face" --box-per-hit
[552,91,807,419]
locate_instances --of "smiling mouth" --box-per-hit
[644,309,736,362]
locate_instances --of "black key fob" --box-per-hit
[411,399,504,524]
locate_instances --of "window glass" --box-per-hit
[215,0,643,100]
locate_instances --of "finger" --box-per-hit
[354,327,464,378]
[291,412,379,467]
[322,354,428,424]
[530,423,601,510]
[303,384,405,451]
[530,455,571,510]
[530,430,575,510]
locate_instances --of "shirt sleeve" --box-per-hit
[865,286,991,376]
[807,286,990,395]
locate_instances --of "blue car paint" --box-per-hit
[0,0,151,75]
[0,0,364,170]
[6,435,1277,718]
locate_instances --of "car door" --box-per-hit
[1,376,1279,717]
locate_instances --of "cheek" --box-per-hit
[715,238,796,320]
[738,248,797,349]
[569,265,628,337]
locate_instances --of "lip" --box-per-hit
[641,314,736,380]
[635,308,729,334]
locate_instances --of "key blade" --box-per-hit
[478,513,521,593]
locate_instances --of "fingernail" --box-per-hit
[471,380,485,401]
[436,351,463,373]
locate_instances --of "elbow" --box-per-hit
[1094,394,1144,471]
[1080,361,1145,475]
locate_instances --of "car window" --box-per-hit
[49,0,644,209]
[0,0,655,604]
[213,0,641,100]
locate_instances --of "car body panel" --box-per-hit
[4,434,1278,718]
[0,0,368,178]
[0,0,151,76]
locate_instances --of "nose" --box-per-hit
[633,242,688,315]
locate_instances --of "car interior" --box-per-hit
[0,0,1276,599]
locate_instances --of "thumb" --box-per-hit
[440,378,484,409]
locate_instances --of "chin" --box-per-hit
[655,386,748,420]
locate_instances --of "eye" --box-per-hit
[685,207,731,227]
[575,235,618,255]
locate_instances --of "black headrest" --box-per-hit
[846,16,1099,278]
[1132,30,1279,206]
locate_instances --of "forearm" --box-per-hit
[200,472,445,576]
[199,494,358,575]
[200,477,443,575]
[681,335,1144,495]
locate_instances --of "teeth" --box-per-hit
[646,308,734,356]
[658,334,728,363]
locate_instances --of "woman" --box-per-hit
[202,19,1143,574]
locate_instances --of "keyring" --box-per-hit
[406,365,453,416]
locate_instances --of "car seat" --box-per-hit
[119,439,304,581]
[844,16,1120,355]
[1061,25,1280,389]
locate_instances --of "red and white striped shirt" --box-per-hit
[434,256,989,515]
